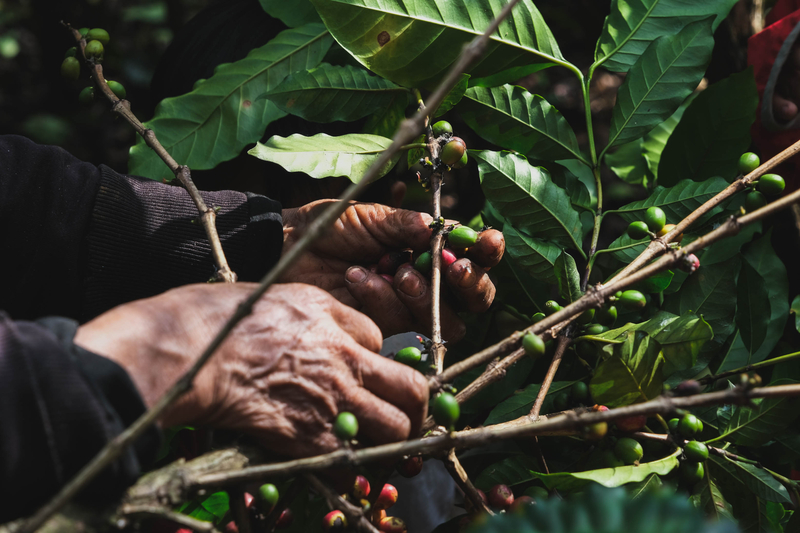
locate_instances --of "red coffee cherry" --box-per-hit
[322,510,347,532]
[488,484,514,510]
[375,484,398,510]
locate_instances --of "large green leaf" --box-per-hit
[458,85,583,162]
[642,94,693,181]
[720,378,800,448]
[658,68,758,187]
[610,176,729,228]
[605,139,650,186]
[604,232,649,264]
[484,381,577,425]
[503,226,563,285]
[735,261,770,355]
[709,455,792,505]
[595,0,737,73]
[263,63,407,122]
[474,150,585,254]
[532,451,680,492]
[606,17,714,149]
[653,313,713,375]
[591,330,664,407]
[475,455,542,490]
[709,456,786,532]
[554,252,582,304]
[129,24,333,181]
[309,0,566,89]
[259,0,321,27]
[248,133,399,182]
[433,73,470,117]
[691,470,734,522]
[362,91,409,138]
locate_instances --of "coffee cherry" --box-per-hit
[84,39,104,60]
[488,484,514,510]
[441,248,457,268]
[678,413,703,438]
[352,474,370,499]
[257,483,279,512]
[683,440,709,462]
[223,521,238,533]
[680,461,705,484]
[657,223,683,242]
[758,173,785,196]
[554,391,570,411]
[522,332,545,358]
[440,137,466,166]
[244,492,255,508]
[596,305,617,326]
[668,418,680,433]
[64,47,77,59]
[395,346,422,366]
[617,290,646,310]
[333,412,358,440]
[378,516,407,533]
[78,27,90,37]
[544,300,563,315]
[61,56,80,81]
[106,80,126,99]
[431,120,453,137]
[644,206,666,233]
[571,381,590,403]
[396,456,423,478]
[322,510,347,532]
[615,415,647,433]
[627,221,649,240]
[738,152,760,174]
[614,437,644,465]
[584,324,608,335]
[275,508,293,529]
[679,253,700,274]
[531,312,546,323]
[433,392,459,428]
[375,484,398,510]
[452,150,468,169]
[448,226,478,247]
[745,190,767,211]
[414,251,432,274]
[377,250,412,275]
[509,495,535,514]
[584,421,608,440]
[576,308,595,325]
[85,28,110,45]
[79,86,95,104]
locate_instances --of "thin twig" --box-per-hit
[430,171,447,373]
[14,6,528,532]
[303,474,379,533]
[530,335,571,419]
[62,22,236,283]
[441,448,493,515]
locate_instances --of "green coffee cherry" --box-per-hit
[440,137,466,166]
[78,27,90,37]
[84,40,104,60]
[678,413,703,438]
[596,306,617,327]
[257,483,280,511]
[432,392,460,429]
[64,47,77,59]
[614,437,644,465]
[414,251,432,274]
[554,391,570,411]
[522,332,545,358]
[758,173,785,196]
[85,28,110,45]
[617,290,646,310]
[644,206,666,233]
[576,308,595,325]
[452,150,468,169]
[571,381,590,403]
[395,346,422,366]
[448,226,478,248]
[333,412,358,440]
[584,324,608,336]
[683,440,709,462]
[680,461,705,484]
[738,152,760,174]
[61,56,80,81]
[531,312,546,323]
[79,86,95,104]
[106,80,126,99]
[668,418,680,433]
[627,221,650,240]
[431,120,453,137]
[745,190,767,211]
[544,300,563,315]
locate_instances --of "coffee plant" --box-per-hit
[11,1,800,533]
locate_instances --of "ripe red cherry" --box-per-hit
[442,248,457,268]
[353,475,370,499]
[615,415,647,433]
[396,456,424,478]
[378,516,407,533]
[488,484,514,510]
[375,484,398,510]
[275,508,293,529]
[322,510,347,532]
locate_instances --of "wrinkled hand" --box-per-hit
[74,283,428,457]
[281,200,505,341]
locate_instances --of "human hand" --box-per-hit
[74,283,428,457]
[280,200,505,341]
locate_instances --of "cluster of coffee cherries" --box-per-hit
[668,413,708,485]
[738,152,785,211]
[415,120,468,191]
[60,27,126,103]
[323,475,412,532]
[626,205,679,242]
[190,483,292,533]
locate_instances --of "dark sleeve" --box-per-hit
[0,312,161,522]
[0,134,284,322]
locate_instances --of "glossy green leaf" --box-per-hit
[607,18,713,149]
[474,150,585,254]
[630,269,674,294]
[659,68,758,186]
[503,226,562,285]
[259,0,321,27]
[263,63,406,123]
[459,85,583,162]
[469,63,554,88]
[709,456,785,532]
[532,451,680,492]
[653,313,713,375]
[605,139,649,186]
[309,0,566,89]
[628,473,663,498]
[595,0,737,73]
[691,470,734,522]
[709,455,792,505]
[129,24,333,181]
[735,260,770,355]
[611,176,729,227]
[642,94,693,181]
[475,455,542,490]
[792,295,800,334]
[554,252,582,304]
[540,160,595,213]
[248,133,399,182]
[484,381,576,425]
[591,330,664,407]
[363,91,409,138]
[720,379,800,448]
[433,74,470,117]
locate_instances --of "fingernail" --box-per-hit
[398,270,424,297]
[457,263,477,288]
[346,267,367,283]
